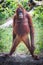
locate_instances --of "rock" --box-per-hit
[0,54,43,65]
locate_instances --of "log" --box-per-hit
[0,54,43,65]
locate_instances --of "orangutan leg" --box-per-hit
[22,35,39,60]
[4,35,21,57]
[9,35,21,55]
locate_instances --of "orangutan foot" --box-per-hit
[32,54,40,60]
[3,53,11,57]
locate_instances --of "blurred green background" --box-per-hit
[0,0,43,55]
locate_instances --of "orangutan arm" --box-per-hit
[27,13,34,47]
[13,15,16,41]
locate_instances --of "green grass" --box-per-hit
[16,42,28,54]
[0,28,12,52]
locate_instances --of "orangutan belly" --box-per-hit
[14,20,30,36]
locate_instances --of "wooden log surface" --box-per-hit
[0,53,43,65]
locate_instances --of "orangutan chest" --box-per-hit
[15,18,29,26]
[14,18,30,35]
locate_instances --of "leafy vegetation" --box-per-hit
[0,0,43,54]
[0,0,18,21]
[0,0,29,24]
[0,28,12,52]
[33,6,43,53]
